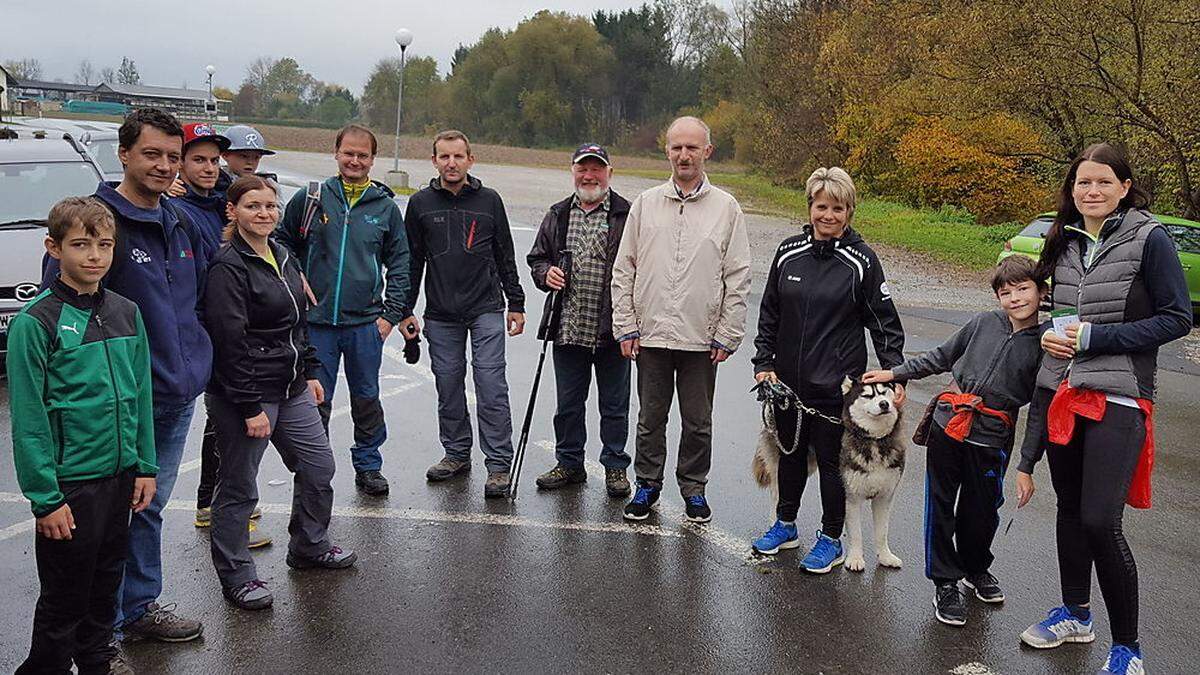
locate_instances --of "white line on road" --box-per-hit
[949,663,999,675]
[386,347,764,565]
[0,492,679,540]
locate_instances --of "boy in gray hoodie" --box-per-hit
[863,255,1047,627]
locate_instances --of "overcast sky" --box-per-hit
[2,1,723,94]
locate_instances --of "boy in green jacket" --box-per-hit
[9,197,157,674]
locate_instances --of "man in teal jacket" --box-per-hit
[276,124,411,495]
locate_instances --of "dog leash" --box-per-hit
[752,380,842,456]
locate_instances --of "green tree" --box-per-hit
[593,4,673,125]
[443,11,616,145]
[316,97,354,126]
[361,55,441,131]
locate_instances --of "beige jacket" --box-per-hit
[610,178,751,351]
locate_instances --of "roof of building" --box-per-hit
[94,82,229,103]
[10,79,94,94]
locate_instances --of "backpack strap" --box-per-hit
[299,180,323,239]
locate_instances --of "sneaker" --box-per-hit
[752,520,801,555]
[684,495,712,523]
[484,472,511,498]
[108,640,134,675]
[122,602,203,642]
[286,545,358,570]
[623,484,660,521]
[800,531,845,574]
[1098,645,1144,674]
[933,581,967,626]
[247,519,272,549]
[1020,606,1096,648]
[355,470,390,495]
[605,468,631,498]
[536,464,587,490]
[963,571,1005,603]
[426,457,471,482]
[250,506,262,520]
[222,579,273,611]
[194,506,211,528]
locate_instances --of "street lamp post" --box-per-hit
[205,64,216,119]
[390,28,413,188]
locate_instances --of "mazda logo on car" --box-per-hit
[14,283,39,302]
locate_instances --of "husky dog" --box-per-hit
[839,376,905,572]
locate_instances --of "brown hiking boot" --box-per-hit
[426,456,471,482]
[605,468,631,498]
[484,472,511,498]
[122,602,203,642]
[535,464,587,490]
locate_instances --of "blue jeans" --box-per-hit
[424,312,514,473]
[552,343,631,470]
[309,322,387,473]
[115,397,196,628]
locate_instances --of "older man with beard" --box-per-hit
[527,144,633,498]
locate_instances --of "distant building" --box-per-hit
[93,82,231,119]
[6,78,230,120]
[9,79,94,102]
[0,64,9,116]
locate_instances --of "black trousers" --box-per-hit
[196,415,219,509]
[1047,403,1145,646]
[923,423,1009,583]
[773,401,845,536]
[18,470,134,675]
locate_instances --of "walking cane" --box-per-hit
[509,252,571,501]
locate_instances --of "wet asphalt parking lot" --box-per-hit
[0,156,1197,674]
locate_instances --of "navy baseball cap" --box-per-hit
[572,143,610,166]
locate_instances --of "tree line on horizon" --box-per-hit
[10,0,1199,224]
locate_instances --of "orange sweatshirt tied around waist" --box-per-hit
[937,391,1013,442]
[1047,380,1155,509]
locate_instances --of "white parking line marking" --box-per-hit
[385,346,764,565]
[950,663,998,675]
[171,498,682,538]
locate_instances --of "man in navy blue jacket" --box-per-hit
[168,122,230,258]
[43,109,210,651]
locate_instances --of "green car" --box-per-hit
[999,212,1200,315]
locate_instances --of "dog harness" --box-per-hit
[1047,380,1155,509]
[753,380,841,455]
[936,392,1012,443]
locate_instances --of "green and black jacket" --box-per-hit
[7,279,156,516]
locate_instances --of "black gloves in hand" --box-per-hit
[403,335,421,364]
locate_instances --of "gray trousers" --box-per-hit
[424,312,514,474]
[208,392,336,588]
[634,347,717,497]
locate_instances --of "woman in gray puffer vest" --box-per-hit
[1015,143,1192,675]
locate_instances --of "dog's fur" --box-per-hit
[751,377,906,571]
[839,377,905,571]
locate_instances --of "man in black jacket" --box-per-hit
[404,130,526,498]
[526,144,632,498]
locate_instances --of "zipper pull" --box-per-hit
[467,219,477,249]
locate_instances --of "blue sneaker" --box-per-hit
[752,520,800,555]
[1020,606,1096,648]
[1098,645,1143,674]
[684,495,712,523]
[623,484,660,521]
[800,531,844,574]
